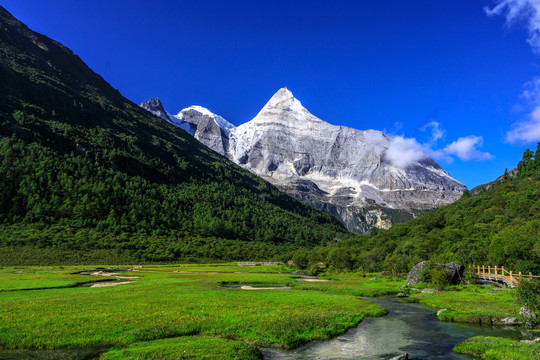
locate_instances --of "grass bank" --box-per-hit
[454,336,540,360]
[101,336,262,360]
[401,284,520,325]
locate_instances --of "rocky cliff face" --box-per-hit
[141,88,466,233]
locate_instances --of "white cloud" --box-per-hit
[382,129,493,169]
[363,131,388,156]
[485,0,540,53]
[506,78,540,143]
[421,121,446,145]
[521,76,540,103]
[506,105,540,142]
[384,136,427,168]
[443,136,494,161]
[485,2,540,143]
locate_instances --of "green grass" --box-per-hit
[0,266,386,352]
[0,267,114,291]
[136,263,292,274]
[293,273,404,297]
[454,336,540,360]
[101,336,262,360]
[402,284,520,324]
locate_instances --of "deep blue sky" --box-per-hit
[3,0,539,188]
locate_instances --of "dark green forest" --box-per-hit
[292,146,540,275]
[0,6,345,264]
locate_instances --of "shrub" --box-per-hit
[428,266,449,290]
[516,278,540,328]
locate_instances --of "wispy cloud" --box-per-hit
[507,106,540,142]
[420,120,446,146]
[485,0,540,53]
[486,1,540,143]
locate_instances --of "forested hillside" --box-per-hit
[0,6,346,264]
[297,147,540,274]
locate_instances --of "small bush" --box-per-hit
[429,266,449,290]
[516,278,540,328]
[419,262,449,290]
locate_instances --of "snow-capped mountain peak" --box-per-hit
[253,87,320,124]
[179,105,235,136]
[140,89,466,233]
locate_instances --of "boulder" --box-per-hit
[421,288,439,294]
[396,293,408,298]
[519,306,537,327]
[406,261,428,285]
[520,337,540,344]
[436,309,447,316]
[444,262,465,284]
[389,354,408,360]
[501,317,520,325]
[406,261,465,285]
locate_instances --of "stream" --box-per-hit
[262,297,531,360]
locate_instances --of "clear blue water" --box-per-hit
[262,297,531,360]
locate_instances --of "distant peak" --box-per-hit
[178,105,215,118]
[273,87,294,100]
[263,87,305,112]
[140,97,163,109]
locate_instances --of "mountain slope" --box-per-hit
[318,147,540,274]
[143,88,466,233]
[0,6,346,264]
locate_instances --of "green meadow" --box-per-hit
[454,336,540,360]
[0,264,536,359]
[0,265,387,359]
[400,284,521,324]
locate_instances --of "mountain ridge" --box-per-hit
[142,88,466,233]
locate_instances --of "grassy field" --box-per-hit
[294,273,403,297]
[0,267,116,291]
[1,265,533,359]
[102,337,262,360]
[401,284,521,325]
[454,336,540,360]
[0,265,389,359]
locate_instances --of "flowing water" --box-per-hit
[262,297,531,360]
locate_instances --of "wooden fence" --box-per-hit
[468,265,540,288]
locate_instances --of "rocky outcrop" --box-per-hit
[141,88,466,233]
[407,261,465,285]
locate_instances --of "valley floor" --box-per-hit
[0,264,537,359]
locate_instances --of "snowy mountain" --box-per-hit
[140,88,466,233]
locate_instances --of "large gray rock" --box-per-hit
[520,306,538,327]
[407,261,465,285]
[389,354,408,360]
[141,89,466,233]
[407,261,429,285]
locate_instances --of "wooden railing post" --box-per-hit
[482,265,485,277]
[530,272,533,280]
[509,271,513,286]
[477,265,480,276]
[495,266,498,279]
